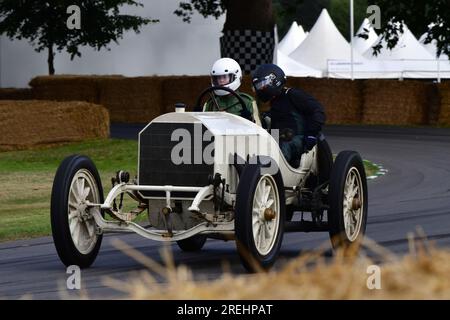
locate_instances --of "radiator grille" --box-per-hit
[138,122,214,198]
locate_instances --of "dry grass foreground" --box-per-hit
[0,100,109,151]
[100,236,450,300]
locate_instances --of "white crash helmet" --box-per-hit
[210,57,242,96]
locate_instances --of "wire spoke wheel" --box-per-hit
[328,151,368,251]
[51,155,104,268]
[68,169,100,254]
[342,167,364,242]
[252,175,280,256]
[235,162,285,272]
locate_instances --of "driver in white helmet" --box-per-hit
[204,58,256,122]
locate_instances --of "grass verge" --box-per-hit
[363,159,379,177]
[0,139,137,242]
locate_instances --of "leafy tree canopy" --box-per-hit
[174,0,449,58]
[368,0,449,58]
[0,0,158,74]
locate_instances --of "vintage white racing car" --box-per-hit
[51,87,368,271]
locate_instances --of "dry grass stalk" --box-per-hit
[104,234,450,300]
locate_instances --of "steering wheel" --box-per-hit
[194,86,248,114]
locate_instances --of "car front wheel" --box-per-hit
[235,163,285,272]
[51,155,104,268]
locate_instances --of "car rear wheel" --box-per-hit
[328,151,368,251]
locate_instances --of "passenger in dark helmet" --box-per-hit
[251,63,326,168]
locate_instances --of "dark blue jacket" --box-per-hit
[269,87,326,137]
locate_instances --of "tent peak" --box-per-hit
[288,7,365,71]
[363,23,434,60]
[278,20,307,55]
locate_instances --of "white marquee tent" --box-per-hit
[363,24,434,60]
[273,23,321,77]
[283,10,449,80]
[419,33,450,61]
[353,18,378,54]
[289,9,366,73]
[327,22,450,80]
[278,21,307,56]
[360,24,450,79]
[276,50,322,77]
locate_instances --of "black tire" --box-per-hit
[235,162,285,272]
[328,151,368,251]
[51,155,104,268]
[176,235,207,252]
[317,137,333,185]
[285,204,296,222]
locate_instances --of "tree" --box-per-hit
[365,0,450,58]
[290,0,329,32]
[174,0,274,73]
[328,0,368,42]
[174,0,365,52]
[176,0,450,60]
[273,0,308,37]
[175,0,274,31]
[0,0,158,75]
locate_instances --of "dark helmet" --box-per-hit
[252,64,286,102]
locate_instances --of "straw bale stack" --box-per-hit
[0,100,109,151]
[362,80,428,125]
[437,82,450,125]
[29,75,124,104]
[0,88,34,100]
[161,76,211,113]
[98,77,164,123]
[287,78,363,124]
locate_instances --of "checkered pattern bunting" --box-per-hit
[220,29,275,74]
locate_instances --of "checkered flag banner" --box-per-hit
[220,29,275,74]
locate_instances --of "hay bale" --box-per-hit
[0,88,34,100]
[161,76,211,113]
[29,75,123,104]
[362,80,428,125]
[438,82,450,125]
[159,76,361,124]
[287,78,363,124]
[29,74,125,87]
[161,75,258,113]
[0,100,109,151]
[99,77,164,123]
[29,75,161,123]
[241,74,255,96]
[425,83,441,125]
[239,76,362,120]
